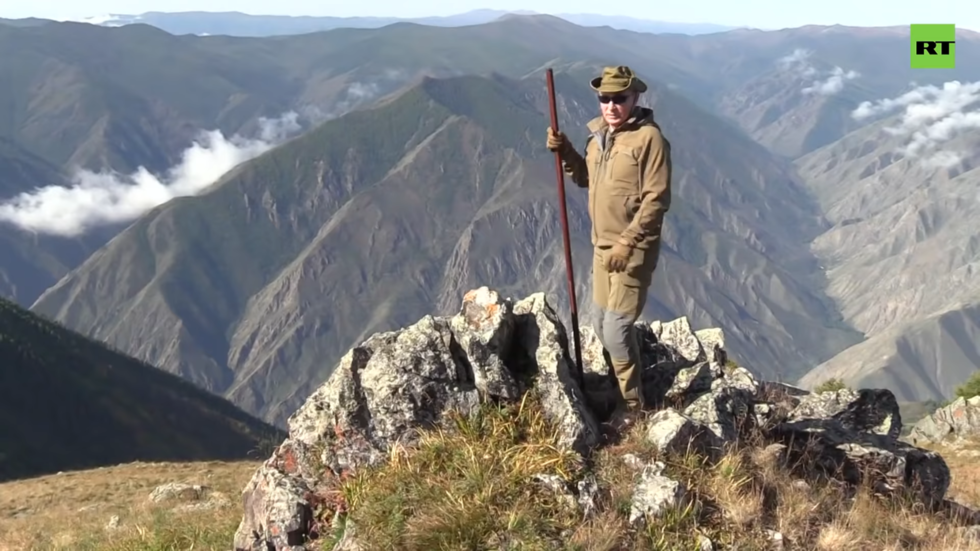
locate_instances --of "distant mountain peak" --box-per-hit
[493,12,574,26]
[495,12,551,21]
[461,9,538,17]
[63,9,738,37]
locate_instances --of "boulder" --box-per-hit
[644,408,724,461]
[148,483,207,503]
[682,365,758,441]
[659,317,704,365]
[909,396,980,446]
[767,416,950,509]
[148,482,229,512]
[786,388,903,439]
[233,287,599,551]
[629,460,689,527]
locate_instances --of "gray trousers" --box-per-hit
[592,306,638,361]
[592,245,651,408]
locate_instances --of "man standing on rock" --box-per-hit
[545,65,672,426]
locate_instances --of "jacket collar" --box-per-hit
[586,106,655,134]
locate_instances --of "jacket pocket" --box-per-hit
[606,148,640,196]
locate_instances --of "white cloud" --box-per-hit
[851,81,980,168]
[921,150,964,169]
[327,70,408,116]
[257,111,301,142]
[852,81,980,121]
[0,72,408,238]
[777,48,815,73]
[0,112,303,237]
[346,82,379,100]
[776,48,859,96]
[802,67,861,95]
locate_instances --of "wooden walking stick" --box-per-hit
[545,68,585,386]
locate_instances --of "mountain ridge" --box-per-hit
[794,81,980,399]
[0,296,282,482]
[57,10,739,37]
[31,71,862,426]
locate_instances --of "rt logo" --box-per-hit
[911,24,956,68]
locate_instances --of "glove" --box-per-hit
[546,127,571,154]
[606,242,633,273]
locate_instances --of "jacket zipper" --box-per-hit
[590,130,606,245]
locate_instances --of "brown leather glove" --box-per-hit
[606,243,633,273]
[546,127,572,155]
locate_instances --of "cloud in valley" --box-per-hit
[777,49,817,74]
[852,80,980,168]
[776,48,860,96]
[0,112,302,237]
[327,68,409,118]
[291,69,408,126]
[0,73,408,238]
[803,66,861,95]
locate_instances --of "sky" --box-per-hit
[1,0,975,31]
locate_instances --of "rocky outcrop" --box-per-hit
[909,396,980,446]
[233,288,598,550]
[233,287,963,551]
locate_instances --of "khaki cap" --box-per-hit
[589,65,648,94]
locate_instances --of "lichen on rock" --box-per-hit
[233,287,598,550]
[232,286,965,551]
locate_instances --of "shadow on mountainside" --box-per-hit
[0,298,284,483]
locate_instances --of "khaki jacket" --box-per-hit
[561,107,671,254]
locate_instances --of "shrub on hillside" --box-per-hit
[814,377,849,393]
[954,371,980,401]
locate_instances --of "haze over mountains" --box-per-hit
[1,12,979,429]
[52,10,738,37]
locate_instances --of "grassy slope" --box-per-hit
[0,297,283,482]
[0,460,259,550]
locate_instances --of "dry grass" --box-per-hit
[333,392,586,549]
[4,400,980,550]
[0,460,258,550]
[328,395,980,550]
[576,424,980,551]
[925,441,980,509]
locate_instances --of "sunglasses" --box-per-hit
[598,94,630,105]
